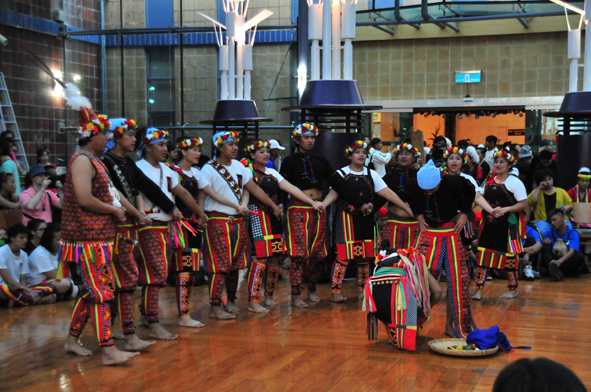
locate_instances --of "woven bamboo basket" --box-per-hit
[428,338,499,357]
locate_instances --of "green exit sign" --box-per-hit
[455,71,481,84]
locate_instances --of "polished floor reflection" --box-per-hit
[1,272,590,391]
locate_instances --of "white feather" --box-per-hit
[63,83,92,111]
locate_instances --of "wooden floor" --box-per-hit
[1,272,591,392]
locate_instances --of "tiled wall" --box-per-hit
[353,32,577,101]
[104,0,146,29]
[105,48,148,125]
[0,1,102,166]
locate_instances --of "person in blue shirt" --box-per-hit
[541,208,589,281]
[522,224,542,281]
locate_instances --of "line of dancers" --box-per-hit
[58,106,528,364]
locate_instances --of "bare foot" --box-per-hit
[209,306,236,320]
[102,346,140,365]
[247,302,270,314]
[291,295,308,308]
[471,289,483,301]
[499,289,519,299]
[331,293,347,303]
[226,301,240,313]
[308,291,320,302]
[65,337,93,356]
[112,330,126,340]
[148,323,178,340]
[40,294,57,304]
[264,297,276,307]
[123,334,155,351]
[178,315,205,328]
[139,315,149,327]
[444,325,459,338]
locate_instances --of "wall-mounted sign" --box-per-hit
[509,129,525,136]
[455,70,481,84]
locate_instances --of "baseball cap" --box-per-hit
[268,139,285,150]
[520,145,532,158]
[29,165,49,178]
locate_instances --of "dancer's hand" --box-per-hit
[197,213,208,228]
[237,205,250,216]
[312,201,325,213]
[360,203,373,216]
[454,213,467,234]
[113,207,126,222]
[138,213,151,226]
[171,207,183,221]
[417,215,428,231]
[23,287,40,303]
[273,205,283,219]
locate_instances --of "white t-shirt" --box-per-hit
[262,167,284,184]
[484,148,498,166]
[460,172,483,194]
[0,244,29,286]
[366,149,392,177]
[336,166,388,193]
[201,160,253,215]
[490,175,528,201]
[136,160,179,222]
[27,246,58,286]
[174,166,208,191]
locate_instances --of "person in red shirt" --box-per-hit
[567,167,591,203]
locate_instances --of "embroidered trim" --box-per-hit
[208,160,242,203]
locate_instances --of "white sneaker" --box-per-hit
[524,266,535,281]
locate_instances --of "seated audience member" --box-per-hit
[0,224,56,306]
[27,223,77,299]
[24,218,46,255]
[493,357,587,392]
[522,223,543,280]
[37,148,51,167]
[0,172,20,210]
[366,138,394,176]
[541,209,589,281]
[0,138,21,195]
[0,228,6,246]
[528,169,573,234]
[532,149,557,185]
[19,165,62,225]
[567,167,590,204]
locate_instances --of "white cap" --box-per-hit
[579,167,590,174]
[268,139,285,150]
[510,167,519,177]
[477,144,485,149]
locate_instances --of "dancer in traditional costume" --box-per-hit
[102,118,178,348]
[199,131,282,320]
[441,147,494,272]
[62,107,142,365]
[242,140,324,313]
[322,140,414,302]
[406,160,477,338]
[363,247,439,350]
[171,137,247,323]
[380,143,421,250]
[472,149,528,300]
[567,167,591,204]
[279,123,334,308]
[135,128,208,339]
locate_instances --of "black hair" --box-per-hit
[540,149,553,160]
[547,208,565,223]
[486,135,498,144]
[457,139,469,150]
[514,161,529,176]
[40,222,61,254]
[370,138,382,148]
[0,138,11,157]
[0,172,14,188]
[1,130,14,139]
[492,357,586,392]
[36,148,49,160]
[26,219,46,235]
[433,136,446,145]
[7,224,28,243]
[135,127,147,152]
[534,168,554,185]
